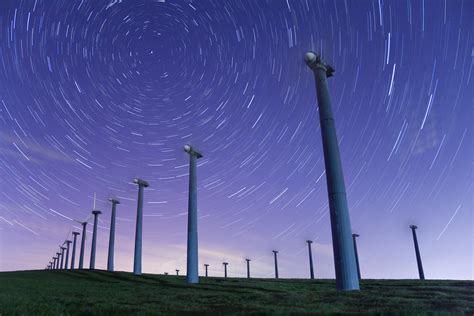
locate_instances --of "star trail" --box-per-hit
[0,0,472,279]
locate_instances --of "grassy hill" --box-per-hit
[0,270,472,315]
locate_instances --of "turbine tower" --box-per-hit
[352,234,361,280]
[176,269,180,276]
[56,252,61,269]
[70,231,80,269]
[410,225,425,280]
[53,257,57,269]
[107,198,120,272]
[184,144,203,284]
[64,240,72,270]
[90,209,102,269]
[204,264,209,277]
[272,250,279,279]
[223,262,228,278]
[60,246,66,269]
[245,259,251,278]
[305,52,359,291]
[306,240,315,279]
[78,221,88,269]
[133,178,149,275]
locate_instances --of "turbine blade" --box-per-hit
[64,228,72,242]
[85,214,93,222]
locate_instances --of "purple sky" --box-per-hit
[0,0,472,280]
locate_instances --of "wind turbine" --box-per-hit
[60,246,66,269]
[70,231,80,269]
[74,214,92,269]
[90,194,102,270]
[64,239,72,270]
[107,198,120,272]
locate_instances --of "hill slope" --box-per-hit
[1,270,473,315]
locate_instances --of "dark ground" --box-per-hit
[0,270,473,315]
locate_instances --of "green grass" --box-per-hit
[0,270,472,315]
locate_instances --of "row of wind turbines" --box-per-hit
[46,53,427,291]
[45,143,426,284]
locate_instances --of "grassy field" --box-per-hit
[0,270,472,315]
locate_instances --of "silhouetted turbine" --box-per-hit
[107,198,120,272]
[71,231,80,269]
[245,259,251,278]
[272,250,279,279]
[89,210,102,269]
[78,222,88,269]
[64,240,72,270]
[223,262,228,278]
[60,246,66,269]
[204,264,209,277]
[306,240,315,279]
[410,225,425,280]
[56,252,61,269]
[352,234,361,280]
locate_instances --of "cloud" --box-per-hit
[0,131,73,163]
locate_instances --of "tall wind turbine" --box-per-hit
[184,144,203,284]
[90,210,102,269]
[60,246,66,269]
[305,52,359,291]
[56,252,61,269]
[89,193,101,270]
[70,231,80,269]
[107,198,120,272]
[75,214,92,269]
[64,240,72,269]
[133,178,149,275]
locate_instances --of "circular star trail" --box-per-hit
[0,0,472,279]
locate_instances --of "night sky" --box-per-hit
[0,0,472,280]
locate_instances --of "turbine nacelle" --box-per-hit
[133,178,149,188]
[184,144,203,158]
[109,197,121,204]
[304,51,335,77]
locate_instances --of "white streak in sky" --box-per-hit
[296,188,315,207]
[272,222,295,240]
[270,187,288,204]
[14,220,39,236]
[429,133,446,170]
[386,32,391,64]
[0,216,13,225]
[251,113,263,129]
[13,142,30,161]
[389,63,396,95]
[436,204,461,240]
[420,94,434,130]
[49,208,73,221]
[316,170,326,183]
